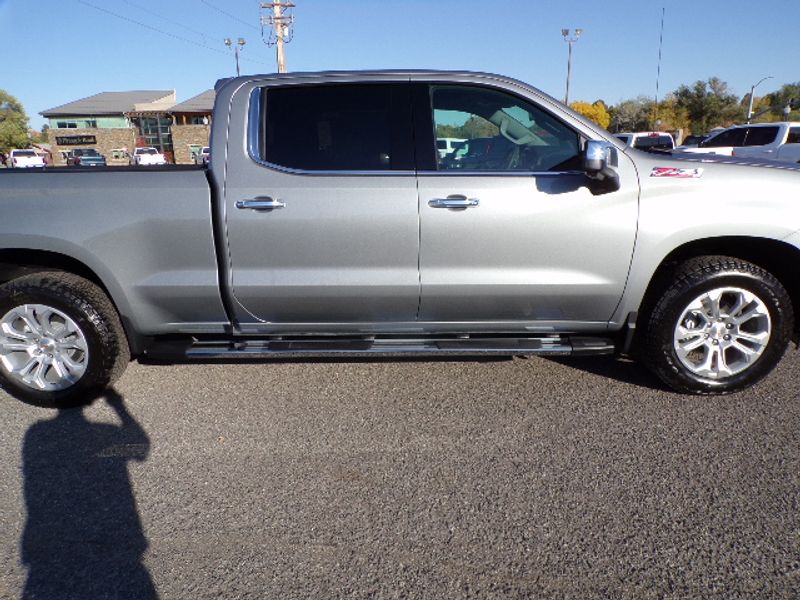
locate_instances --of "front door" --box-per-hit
[416,83,639,325]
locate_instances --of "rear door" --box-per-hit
[222,81,421,328]
[734,125,782,158]
[415,82,639,326]
[777,126,800,163]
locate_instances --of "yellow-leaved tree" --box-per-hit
[569,100,611,129]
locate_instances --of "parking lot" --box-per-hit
[1,351,799,598]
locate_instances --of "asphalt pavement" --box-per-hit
[1,352,799,599]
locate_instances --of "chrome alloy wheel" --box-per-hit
[673,287,771,380]
[0,304,89,391]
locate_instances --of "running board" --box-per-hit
[144,335,615,361]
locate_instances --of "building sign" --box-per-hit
[55,135,97,145]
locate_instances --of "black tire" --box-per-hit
[0,272,130,406]
[641,256,793,394]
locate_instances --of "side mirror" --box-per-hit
[583,140,612,173]
[582,140,620,194]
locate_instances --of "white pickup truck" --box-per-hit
[678,122,800,163]
[130,147,167,166]
[9,149,46,168]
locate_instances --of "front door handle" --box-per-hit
[236,198,286,210]
[428,197,480,209]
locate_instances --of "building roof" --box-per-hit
[169,89,216,114]
[40,90,175,117]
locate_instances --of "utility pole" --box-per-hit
[260,2,295,73]
[561,28,582,105]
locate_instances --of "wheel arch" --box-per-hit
[638,236,800,341]
[0,249,144,356]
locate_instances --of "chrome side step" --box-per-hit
[145,335,615,361]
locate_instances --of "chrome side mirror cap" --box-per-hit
[583,140,615,173]
[582,140,620,194]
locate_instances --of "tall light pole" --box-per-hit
[746,75,773,123]
[224,37,246,76]
[561,28,583,105]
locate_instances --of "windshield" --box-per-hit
[137,148,158,155]
[14,150,36,157]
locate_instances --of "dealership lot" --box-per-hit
[1,353,799,598]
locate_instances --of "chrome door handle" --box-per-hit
[428,198,480,209]
[236,198,286,210]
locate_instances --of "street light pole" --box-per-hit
[746,75,773,123]
[224,37,246,77]
[561,28,583,105]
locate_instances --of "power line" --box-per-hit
[121,0,216,42]
[199,0,260,31]
[76,0,270,67]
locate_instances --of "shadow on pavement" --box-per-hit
[20,389,157,599]
[543,355,670,392]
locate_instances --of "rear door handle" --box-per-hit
[236,198,286,210]
[428,197,480,209]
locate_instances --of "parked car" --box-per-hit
[8,149,45,168]
[1,69,799,405]
[130,147,167,166]
[614,131,675,152]
[66,148,107,167]
[678,122,800,163]
[195,146,211,165]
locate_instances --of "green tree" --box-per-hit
[764,82,800,121]
[0,89,30,152]
[649,96,690,132]
[436,115,498,140]
[673,77,740,133]
[569,100,611,129]
[609,96,652,132]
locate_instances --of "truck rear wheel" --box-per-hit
[0,272,129,406]
[642,256,793,394]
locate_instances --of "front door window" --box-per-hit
[431,85,581,172]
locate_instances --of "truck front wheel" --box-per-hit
[642,256,793,394]
[0,272,130,406]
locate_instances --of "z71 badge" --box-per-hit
[650,167,704,178]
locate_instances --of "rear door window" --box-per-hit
[702,128,746,147]
[261,83,414,171]
[743,126,779,146]
[785,127,800,144]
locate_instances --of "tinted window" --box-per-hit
[615,135,631,144]
[431,84,580,172]
[787,127,800,144]
[262,84,413,171]
[633,135,673,151]
[702,128,746,147]
[743,126,779,146]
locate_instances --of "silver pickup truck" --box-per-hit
[2,70,799,405]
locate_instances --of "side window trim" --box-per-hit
[246,82,416,176]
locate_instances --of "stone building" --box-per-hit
[40,89,215,166]
[169,90,214,164]
[41,91,176,166]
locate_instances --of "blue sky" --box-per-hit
[2,0,799,129]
